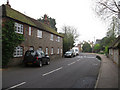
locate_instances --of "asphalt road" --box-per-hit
[2,53,101,89]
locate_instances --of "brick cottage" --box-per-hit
[1,3,63,66]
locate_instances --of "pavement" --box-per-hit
[95,54,119,88]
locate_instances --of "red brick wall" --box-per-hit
[2,17,63,66]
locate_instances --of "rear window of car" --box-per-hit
[25,51,36,56]
[66,51,72,54]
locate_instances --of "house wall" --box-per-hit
[109,49,114,60]
[118,48,120,67]
[109,48,120,66]
[22,24,63,59]
[2,17,63,66]
[113,49,119,64]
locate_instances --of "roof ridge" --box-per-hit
[5,4,36,22]
[3,4,63,37]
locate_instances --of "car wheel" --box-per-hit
[46,59,50,65]
[39,61,42,67]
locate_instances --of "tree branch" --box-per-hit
[113,0,120,12]
[98,2,118,13]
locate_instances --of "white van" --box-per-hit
[72,47,79,56]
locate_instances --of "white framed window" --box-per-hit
[58,36,60,42]
[50,34,53,41]
[46,48,48,55]
[51,47,54,54]
[29,27,31,35]
[37,30,42,38]
[56,36,58,41]
[13,46,23,57]
[61,49,62,54]
[39,47,42,51]
[57,48,60,54]
[29,46,34,50]
[15,22,23,34]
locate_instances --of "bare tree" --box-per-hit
[95,0,120,20]
[62,25,79,53]
[62,25,79,42]
[94,0,120,36]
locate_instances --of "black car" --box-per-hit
[23,50,50,67]
[64,51,74,58]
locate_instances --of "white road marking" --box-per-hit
[6,82,26,90]
[93,64,98,66]
[77,59,81,62]
[68,61,76,66]
[42,67,63,76]
[80,56,83,58]
[86,57,96,58]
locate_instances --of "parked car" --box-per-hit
[64,51,74,58]
[23,50,50,67]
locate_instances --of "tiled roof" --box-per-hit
[2,4,63,37]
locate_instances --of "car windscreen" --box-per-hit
[75,49,78,52]
[25,51,36,56]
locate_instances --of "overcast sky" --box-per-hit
[0,0,108,44]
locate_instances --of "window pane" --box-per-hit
[37,30,42,38]
[51,48,53,54]
[50,34,53,41]
[14,22,23,34]
[40,31,42,38]
[29,27,31,35]
[39,48,42,51]
[13,46,23,57]
[46,48,48,54]
[61,49,62,53]
[57,48,59,54]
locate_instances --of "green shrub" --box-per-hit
[2,20,24,67]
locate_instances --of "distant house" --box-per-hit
[95,39,101,44]
[108,36,120,66]
[1,3,63,66]
[77,44,82,53]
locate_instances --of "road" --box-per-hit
[2,53,101,89]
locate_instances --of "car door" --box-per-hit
[40,51,47,64]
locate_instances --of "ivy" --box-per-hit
[2,20,24,67]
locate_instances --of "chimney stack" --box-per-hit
[44,14,50,26]
[6,0,11,7]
